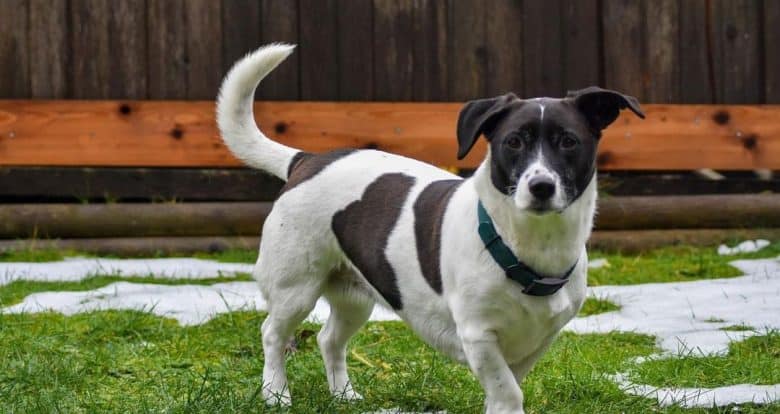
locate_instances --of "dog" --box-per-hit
[216,44,644,413]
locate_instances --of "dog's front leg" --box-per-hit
[460,330,525,414]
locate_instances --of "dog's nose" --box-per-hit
[528,176,555,200]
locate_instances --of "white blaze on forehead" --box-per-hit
[537,101,545,121]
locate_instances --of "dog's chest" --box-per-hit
[492,277,585,363]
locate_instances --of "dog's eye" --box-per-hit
[560,134,579,150]
[505,134,524,150]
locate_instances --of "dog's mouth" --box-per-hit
[525,200,563,215]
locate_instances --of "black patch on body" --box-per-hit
[413,179,462,294]
[332,173,415,310]
[281,149,356,195]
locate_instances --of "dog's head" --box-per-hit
[457,86,644,214]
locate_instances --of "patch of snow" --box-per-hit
[566,256,780,356]
[610,372,780,408]
[718,239,770,256]
[2,280,399,325]
[0,257,254,286]
[588,258,609,269]
[566,255,780,408]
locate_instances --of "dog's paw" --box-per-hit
[333,388,363,401]
[262,388,292,407]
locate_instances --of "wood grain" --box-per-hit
[1,194,778,238]
[602,0,643,98]
[221,0,261,76]
[412,0,448,101]
[678,0,713,103]
[643,0,679,102]
[522,0,563,97]
[185,0,223,100]
[28,0,68,98]
[259,0,299,100]
[712,0,761,104]
[561,0,600,92]
[147,0,188,99]
[70,0,110,99]
[109,0,147,99]
[300,0,339,100]
[337,0,374,100]
[373,0,414,100]
[485,0,523,96]
[0,100,779,170]
[0,0,29,98]
[448,0,485,101]
[764,0,780,103]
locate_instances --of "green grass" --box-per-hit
[588,241,780,286]
[0,273,254,307]
[1,244,779,412]
[579,296,620,316]
[0,309,646,413]
[0,248,258,263]
[631,331,780,389]
[1,309,775,413]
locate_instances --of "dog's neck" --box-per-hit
[470,159,597,277]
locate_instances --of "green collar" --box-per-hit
[477,200,577,296]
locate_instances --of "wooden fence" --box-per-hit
[1,0,779,103]
[1,100,779,170]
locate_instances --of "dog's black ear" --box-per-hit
[567,86,644,134]
[456,93,517,160]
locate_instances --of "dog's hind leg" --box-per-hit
[259,260,325,406]
[318,273,374,400]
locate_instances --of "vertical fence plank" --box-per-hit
[485,0,523,97]
[561,0,600,92]
[678,0,712,103]
[765,0,780,103]
[221,0,261,77]
[602,0,644,98]
[259,0,299,100]
[300,0,339,100]
[373,0,414,101]
[523,0,565,97]
[185,0,223,99]
[0,0,29,98]
[29,0,67,98]
[449,0,486,100]
[109,0,147,99]
[411,0,448,101]
[643,0,679,102]
[337,0,373,101]
[712,0,761,104]
[70,0,110,98]
[147,0,187,99]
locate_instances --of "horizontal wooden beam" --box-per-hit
[2,167,778,203]
[1,195,779,239]
[1,100,779,170]
[3,228,779,256]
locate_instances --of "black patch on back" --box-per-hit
[332,173,415,310]
[413,180,462,294]
[281,149,356,196]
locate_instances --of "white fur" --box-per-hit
[513,150,566,212]
[217,45,594,414]
[216,44,299,179]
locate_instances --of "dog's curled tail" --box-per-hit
[217,44,298,180]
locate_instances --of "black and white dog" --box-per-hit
[217,44,644,413]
